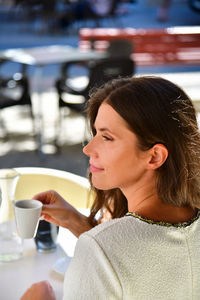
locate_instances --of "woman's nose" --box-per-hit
[83,141,91,157]
[83,138,96,157]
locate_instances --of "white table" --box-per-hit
[0,45,106,97]
[0,227,77,300]
[0,45,106,66]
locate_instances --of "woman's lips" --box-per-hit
[89,164,104,173]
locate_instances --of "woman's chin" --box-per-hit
[91,179,112,191]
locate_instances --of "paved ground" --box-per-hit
[0,0,199,177]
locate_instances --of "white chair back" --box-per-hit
[15,167,94,209]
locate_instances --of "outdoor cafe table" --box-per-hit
[0,45,107,155]
[0,226,77,300]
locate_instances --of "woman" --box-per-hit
[21,76,200,299]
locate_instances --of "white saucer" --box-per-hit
[53,256,72,276]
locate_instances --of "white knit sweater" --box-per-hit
[63,211,200,299]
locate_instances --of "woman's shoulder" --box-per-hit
[80,209,200,246]
[80,215,143,245]
[78,217,127,244]
[76,217,132,256]
[88,215,133,235]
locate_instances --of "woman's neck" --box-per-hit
[127,192,195,224]
[121,175,158,213]
[122,181,195,224]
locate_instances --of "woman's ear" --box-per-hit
[147,144,168,170]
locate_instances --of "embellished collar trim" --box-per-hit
[125,210,200,228]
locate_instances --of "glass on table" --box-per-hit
[0,168,23,262]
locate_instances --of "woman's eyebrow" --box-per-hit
[94,122,115,134]
[97,127,114,134]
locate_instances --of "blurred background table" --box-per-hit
[0,45,107,155]
[0,44,107,66]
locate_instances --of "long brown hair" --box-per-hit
[86,76,200,226]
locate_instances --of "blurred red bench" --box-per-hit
[79,27,200,66]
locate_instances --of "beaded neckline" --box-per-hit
[125,210,200,228]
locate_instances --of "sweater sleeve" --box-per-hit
[63,233,122,300]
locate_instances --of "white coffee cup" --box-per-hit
[14,199,42,239]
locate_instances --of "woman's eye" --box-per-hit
[102,135,112,141]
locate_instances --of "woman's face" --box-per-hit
[83,103,151,191]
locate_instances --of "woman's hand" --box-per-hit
[21,281,55,300]
[34,190,76,227]
[34,190,93,237]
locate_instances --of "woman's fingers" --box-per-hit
[33,193,50,204]
[41,204,63,219]
[42,214,60,227]
[33,190,58,204]
[41,204,57,213]
[41,204,69,228]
